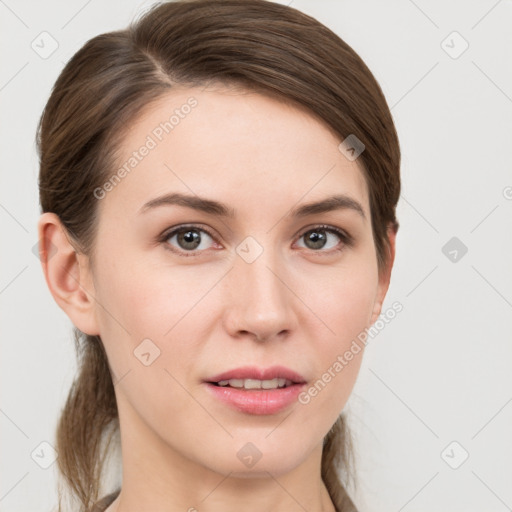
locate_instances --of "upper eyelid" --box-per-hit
[162,223,216,241]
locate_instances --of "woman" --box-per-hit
[36,1,400,511]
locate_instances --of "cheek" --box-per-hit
[302,255,379,341]
[95,260,214,379]
[94,264,203,423]
[296,255,377,407]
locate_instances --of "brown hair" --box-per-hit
[37,1,400,510]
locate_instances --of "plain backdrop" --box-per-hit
[1,1,511,511]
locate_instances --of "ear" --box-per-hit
[37,212,100,336]
[369,224,397,325]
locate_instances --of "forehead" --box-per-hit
[100,85,370,222]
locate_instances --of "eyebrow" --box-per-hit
[139,192,366,220]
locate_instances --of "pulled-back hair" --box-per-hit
[37,1,400,510]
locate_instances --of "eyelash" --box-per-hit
[158,223,353,258]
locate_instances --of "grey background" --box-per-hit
[1,0,511,511]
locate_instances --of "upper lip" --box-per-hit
[206,365,307,384]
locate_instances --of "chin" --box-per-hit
[204,440,314,478]
[219,458,307,479]
[230,468,290,479]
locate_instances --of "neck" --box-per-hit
[107,471,335,512]
[105,399,336,512]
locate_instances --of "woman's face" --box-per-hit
[78,85,393,478]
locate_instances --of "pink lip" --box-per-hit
[205,383,306,415]
[204,365,307,415]
[206,365,306,384]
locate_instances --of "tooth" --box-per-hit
[244,379,262,389]
[261,378,278,389]
[219,378,291,389]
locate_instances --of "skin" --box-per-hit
[38,84,395,512]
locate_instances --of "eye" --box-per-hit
[160,225,217,257]
[159,223,352,257]
[295,225,352,253]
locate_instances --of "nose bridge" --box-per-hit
[227,235,296,339]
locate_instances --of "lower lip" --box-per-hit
[204,382,306,415]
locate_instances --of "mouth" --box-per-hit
[210,378,296,390]
[204,366,307,415]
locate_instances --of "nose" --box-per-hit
[223,243,298,342]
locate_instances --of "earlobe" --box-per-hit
[369,225,397,325]
[37,212,100,336]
